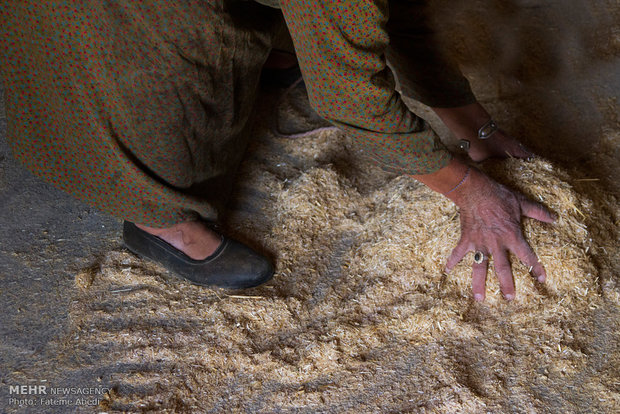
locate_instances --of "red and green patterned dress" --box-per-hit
[0,0,474,227]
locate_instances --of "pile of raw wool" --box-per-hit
[68,125,618,412]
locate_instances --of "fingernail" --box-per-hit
[505,293,515,301]
[526,156,534,162]
[537,275,546,283]
[474,294,484,302]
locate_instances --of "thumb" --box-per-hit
[520,198,557,223]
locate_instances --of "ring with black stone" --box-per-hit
[473,251,485,264]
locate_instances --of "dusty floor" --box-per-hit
[1,1,619,413]
[67,126,619,413]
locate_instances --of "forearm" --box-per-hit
[280,0,451,175]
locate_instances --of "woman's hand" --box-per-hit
[432,102,532,162]
[445,167,556,301]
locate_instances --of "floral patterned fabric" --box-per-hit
[0,0,473,226]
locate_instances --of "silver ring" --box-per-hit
[478,120,498,140]
[473,251,485,264]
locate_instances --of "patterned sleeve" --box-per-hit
[279,0,451,175]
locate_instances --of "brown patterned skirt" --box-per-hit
[0,0,283,226]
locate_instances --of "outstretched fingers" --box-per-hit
[491,248,516,300]
[445,237,470,273]
[471,258,488,301]
[520,198,557,223]
[510,234,547,282]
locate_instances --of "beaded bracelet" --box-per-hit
[444,166,470,195]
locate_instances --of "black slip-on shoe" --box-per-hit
[122,221,274,289]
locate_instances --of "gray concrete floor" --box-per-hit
[0,88,122,413]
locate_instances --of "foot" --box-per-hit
[263,49,298,70]
[136,221,222,260]
[261,50,301,88]
[124,221,274,288]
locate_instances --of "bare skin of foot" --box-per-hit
[136,221,222,260]
[135,50,296,262]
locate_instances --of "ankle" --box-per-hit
[136,221,222,260]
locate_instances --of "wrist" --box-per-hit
[411,158,470,198]
[444,167,470,196]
